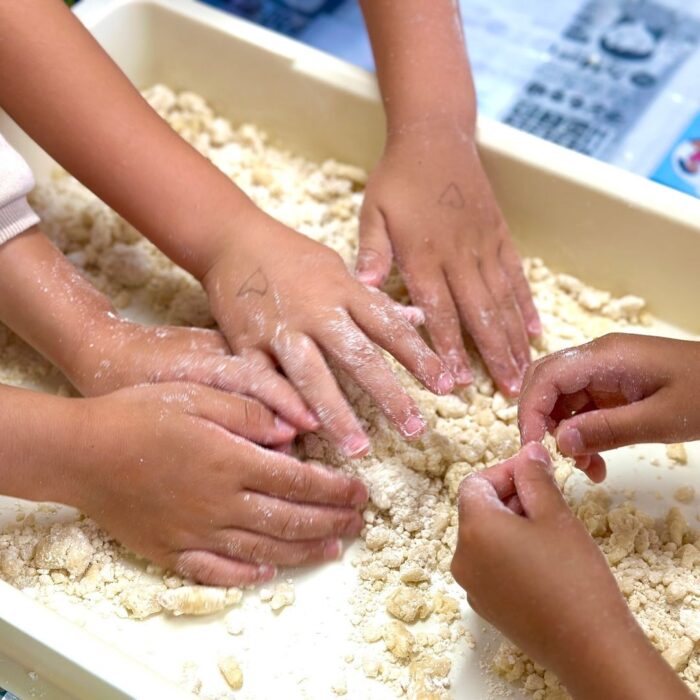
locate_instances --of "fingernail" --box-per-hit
[274,417,297,437]
[454,367,474,386]
[357,270,377,286]
[528,318,543,336]
[273,441,294,455]
[508,376,523,395]
[342,434,371,458]
[402,415,427,439]
[576,455,592,472]
[558,428,585,456]
[436,371,455,395]
[323,539,343,560]
[403,306,426,326]
[257,564,277,582]
[351,483,369,507]
[344,516,364,536]
[524,442,551,469]
[305,411,321,430]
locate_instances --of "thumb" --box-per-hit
[513,443,568,520]
[457,472,511,525]
[356,203,393,287]
[555,398,666,456]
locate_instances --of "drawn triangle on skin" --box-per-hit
[238,267,269,296]
[438,182,466,209]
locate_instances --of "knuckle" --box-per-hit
[288,467,313,500]
[240,397,265,426]
[248,537,272,564]
[279,511,300,539]
[174,551,206,582]
[598,412,618,446]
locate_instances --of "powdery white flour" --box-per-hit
[0,87,691,699]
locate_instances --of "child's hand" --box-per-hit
[356,125,540,396]
[66,383,368,586]
[202,216,454,458]
[518,334,700,482]
[70,318,316,433]
[452,444,692,700]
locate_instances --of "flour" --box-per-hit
[0,86,687,700]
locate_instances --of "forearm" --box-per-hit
[0,384,88,505]
[561,622,695,700]
[0,0,256,280]
[0,227,116,382]
[359,0,476,133]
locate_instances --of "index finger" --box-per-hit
[351,285,455,395]
[240,443,369,508]
[518,347,601,444]
[457,473,512,525]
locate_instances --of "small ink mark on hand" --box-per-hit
[438,182,466,209]
[237,267,269,297]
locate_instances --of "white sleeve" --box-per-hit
[0,133,40,246]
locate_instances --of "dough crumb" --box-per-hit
[667,443,689,465]
[218,656,244,690]
[674,485,695,504]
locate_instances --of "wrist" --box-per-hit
[0,387,94,506]
[200,208,292,294]
[385,109,476,143]
[188,196,264,284]
[53,396,112,512]
[59,307,124,395]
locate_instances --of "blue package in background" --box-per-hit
[651,113,700,198]
[201,0,346,35]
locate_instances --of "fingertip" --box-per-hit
[323,538,343,561]
[273,441,295,456]
[344,511,365,536]
[527,317,543,338]
[575,455,592,471]
[522,442,551,469]
[303,410,321,431]
[586,454,607,483]
[400,305,426,328]
[350,480,369,507]
[257,564,278,582]
[401,414,427,440]
[357,269,383,287]
[439,349,473,388]
[341,433,371,459]
[557,427,586,457]
[436,371,455,395]
[454,366,474,386]
[507,376,523,397]
[273,417,297,440]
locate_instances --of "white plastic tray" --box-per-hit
[2,1,700,698]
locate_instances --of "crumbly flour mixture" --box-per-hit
[0,86,695,699]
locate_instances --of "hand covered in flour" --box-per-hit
[518,334,700,482]
[0,228,314,433]
[202,214,454,458]
[66,383,368,586]
[451,444,693,700]
[70,318,317,433]
[356,123,540,397]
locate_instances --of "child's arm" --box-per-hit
[0,381,367,586]
[0,226,316,429]
[452,444,694,700]
[358,0,541,396]
[518,334,700,481]
[0,0,452,457]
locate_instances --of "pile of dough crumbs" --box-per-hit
[0,85,692,699]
